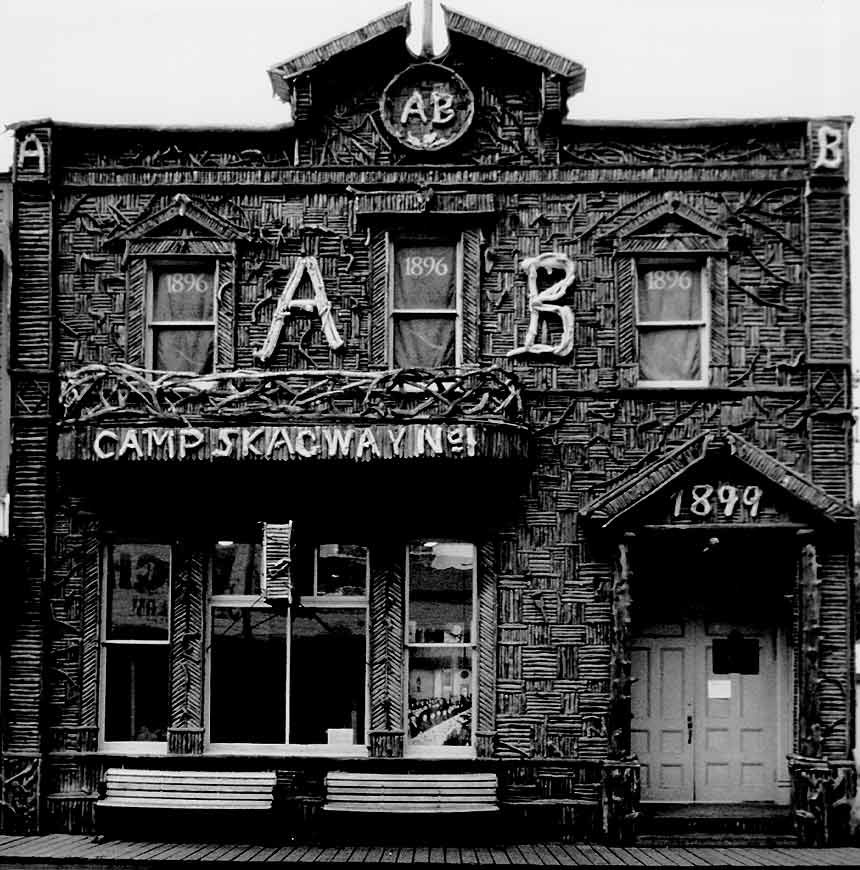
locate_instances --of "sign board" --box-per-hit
[380,63,474,151]
[67,423,483,463]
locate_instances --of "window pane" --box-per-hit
[213,540,262,597]
[394,243,456,309]
[407,648,473,747]
[638,267,701,321]
[408,542,473,644]
[104,645,168,741]
[153,270,214,321]
[638,327,701,382]
[107,544,170,640]
[154,327,213,373]
[393,316,455,368]
[290,609,366,745]
[316,544,367,597]
[210,608,287,743]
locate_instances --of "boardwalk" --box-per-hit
[1,836,860,867]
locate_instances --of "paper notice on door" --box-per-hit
[708,679,732,699]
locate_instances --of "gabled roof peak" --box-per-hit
[267,3,585,103]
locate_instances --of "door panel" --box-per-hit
[631,634,693,802]
[634,620,779,802]
[694,630,776,802]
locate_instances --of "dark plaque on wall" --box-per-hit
[380,63,474,151]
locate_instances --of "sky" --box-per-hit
[1,0,859,483]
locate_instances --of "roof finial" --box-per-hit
[421,0,433,58]
[407,0,449,60]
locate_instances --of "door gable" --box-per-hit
[580,431,853,530]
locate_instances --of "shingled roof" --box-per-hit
[267,3,586,102]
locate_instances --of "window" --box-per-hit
[148,263,216,374]
[101,542,171,746]
[635,260,709,386]
[390,235,461,368]
[405,541,476,756]
[208,536,368,751]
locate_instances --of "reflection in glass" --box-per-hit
[290,609,366,745]
[316,545,367,597]
[407,647,473,747]
[407,542,473,643]
[210,608,287,743]
[213,540,262,597]
[107,543,170,640]
[104,645,168,741]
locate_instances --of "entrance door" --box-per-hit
[632,619,779,802]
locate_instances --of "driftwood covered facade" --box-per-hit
[1,3,855,845]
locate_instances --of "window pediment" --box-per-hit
[108,193,249,245]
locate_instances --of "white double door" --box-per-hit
[631,619,781,803]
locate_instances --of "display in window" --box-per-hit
[407,648,473,747]
[210,608,287,743]
[107,543,170,640]
[315,544,368,597]
[407,541,473,643]
[213,539,262,597]
[104,644,168,741]
[290,609,367,745]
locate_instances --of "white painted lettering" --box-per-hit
[400,90,428,124]
[213,428,240,458]
[241,427,265,458]
[814,124,844,170]
[178,428,204,459]
[295,428,320,458]
[265,427,295,458]
[389,426,407,457]
[144,428,176,459]
[322,427,354,457]
[430,90,455,125]
[94,429,118,459]
[465,426,477,457]
[356,427,381,458]
[118,429,143,459]
[419,424,444,456]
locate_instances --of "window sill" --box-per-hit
[404,746,477,760]
[206,744,369,758]
[99,742,168,754]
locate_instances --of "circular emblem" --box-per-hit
[379,63,474,152]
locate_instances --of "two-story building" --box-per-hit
[1,3,854,845]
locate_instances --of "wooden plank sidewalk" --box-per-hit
[1,836,860,866]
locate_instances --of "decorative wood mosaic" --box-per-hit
[4,15,853,843]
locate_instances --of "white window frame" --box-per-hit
[404,540,478,759]
[388,234,464,369]
[145,259,219,373]
[633,258,710,388]
[206,541,369,757]
[99,541,172,754]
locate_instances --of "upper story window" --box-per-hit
[635,259,709,387]
[148,264,216,374]
[391,235,461,368]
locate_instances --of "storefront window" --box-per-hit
[149,265,215,374]
[405,541,475,752]
[208,538,368,750]
[102,542,171,744]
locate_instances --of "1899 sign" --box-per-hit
[672,484,763,520]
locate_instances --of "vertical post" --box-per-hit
[368,543,405,757]
[421,0,434,58]
[608,535,634,758]
[798,535,822,758]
